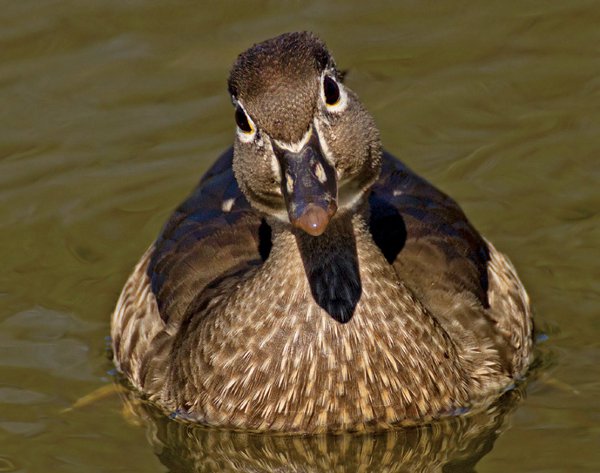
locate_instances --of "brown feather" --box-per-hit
[111,32,533,433]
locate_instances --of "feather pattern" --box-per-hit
[111,148,533,433]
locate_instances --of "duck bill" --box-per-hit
[274,130,338,236]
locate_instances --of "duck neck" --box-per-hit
[266,201,385,324]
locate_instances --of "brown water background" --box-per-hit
[1,1,599,471]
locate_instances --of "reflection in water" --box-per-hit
[119,385,527,473]
[0,0,597,469]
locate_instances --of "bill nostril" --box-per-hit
[285,173,295,194]
[313,162,327,183]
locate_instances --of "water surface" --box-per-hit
[1,1,599,471]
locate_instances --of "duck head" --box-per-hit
[228,32,382,236]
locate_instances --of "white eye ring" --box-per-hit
[320,73,348,112]
[233,99,257,143]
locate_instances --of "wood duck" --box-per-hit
[111,31,533,433]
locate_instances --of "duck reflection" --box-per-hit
[119,385,526,473]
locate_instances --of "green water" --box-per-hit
[1,1,598,471]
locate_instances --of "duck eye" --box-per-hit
[235,105,253,133]
[323,75,340,106]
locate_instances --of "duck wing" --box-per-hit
[148,148,268,327]
[370,152,533,377]
[369,151,490,310]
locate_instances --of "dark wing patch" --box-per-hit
[148,148,268,326]
[369,152,490,309]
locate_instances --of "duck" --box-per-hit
[111,31,533,433]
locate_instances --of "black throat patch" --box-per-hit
[296,226,362,323]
